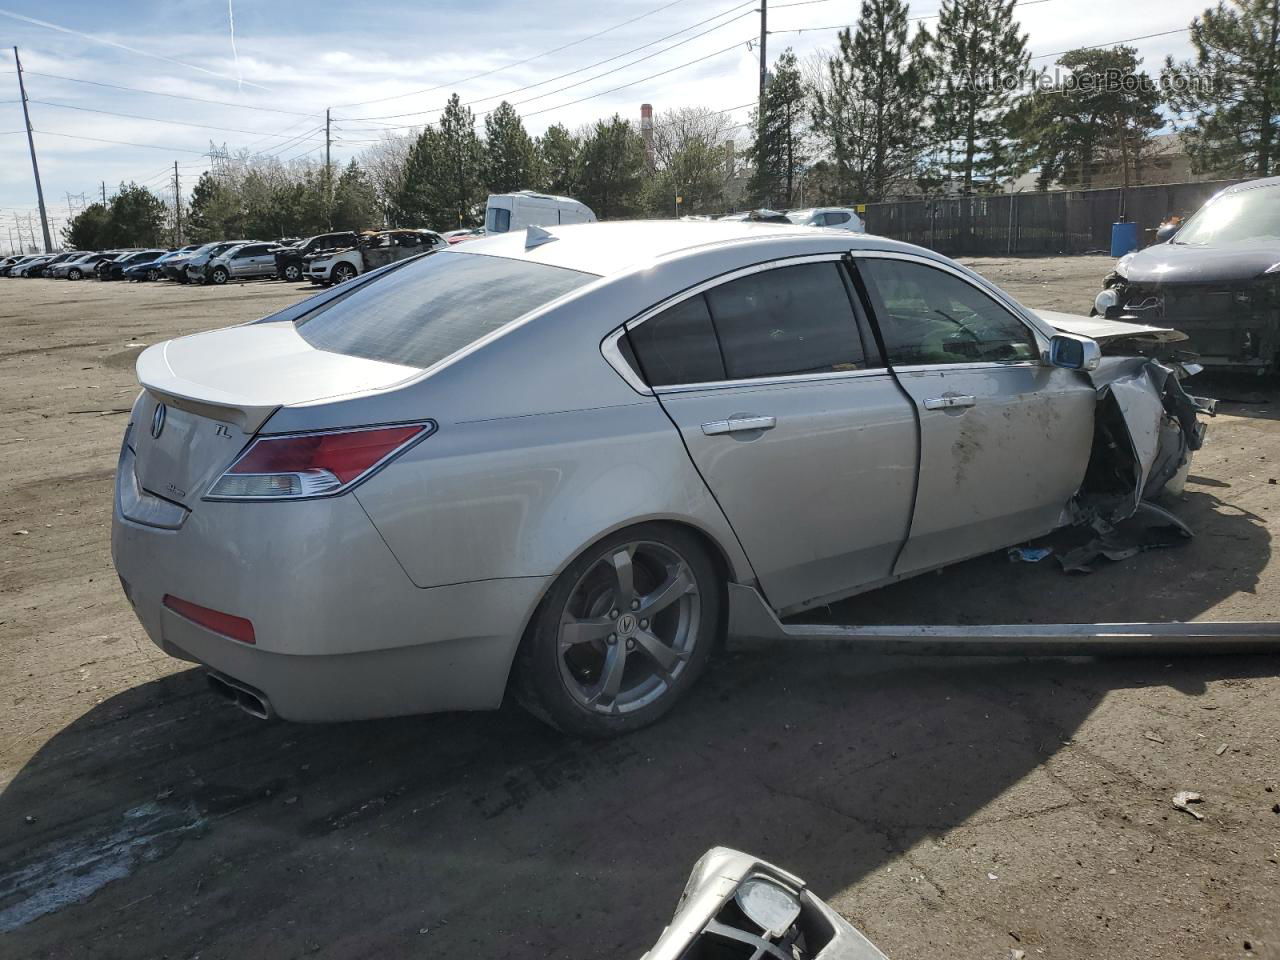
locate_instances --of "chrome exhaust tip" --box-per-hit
[206,671,274,720]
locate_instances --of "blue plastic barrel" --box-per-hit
[1111,221,1139,257]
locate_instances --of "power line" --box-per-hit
[521,37,753,119]
[768,0,1053,34]
[22,70,315,116]
[1030,27,1190,61]
[340,0,756,122]
[33,129,209,154]
[329,0,697,108]
[28,99,326,141]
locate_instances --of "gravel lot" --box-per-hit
[2,258,1278,960]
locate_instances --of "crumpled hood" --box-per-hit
[1118,239,1280,284]
[1037,310,1188,345]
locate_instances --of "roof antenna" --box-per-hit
[525,224,558,249]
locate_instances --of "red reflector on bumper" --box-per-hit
[163,595,256,645]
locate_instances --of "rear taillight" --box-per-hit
[206,423,431,500]
[163,595,256,644]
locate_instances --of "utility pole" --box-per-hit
[101,181,107,204]
[13,47,52,252]
[173,161,183,244]
[755,0,768,188]
[324,107,332,229]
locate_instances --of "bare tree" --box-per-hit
[360,133,415,221]
[650,106,741,169]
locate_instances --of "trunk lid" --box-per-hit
[132,321,419,508]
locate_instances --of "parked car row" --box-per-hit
[1,229,449,289]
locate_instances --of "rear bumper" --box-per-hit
[111,464,549,722]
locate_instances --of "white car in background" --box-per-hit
[484,191,596,233]
[307,229,445,285]
[786,207,865,233]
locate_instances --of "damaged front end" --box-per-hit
[1041,310,1214,522]
[642,848,888,960]
[1078,355,1214,521]
[1096,272,1280,371]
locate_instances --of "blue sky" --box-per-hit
[1,0,1208,249]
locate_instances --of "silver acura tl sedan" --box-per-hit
[112,221,1209,736]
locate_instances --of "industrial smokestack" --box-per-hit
[641,103,654,166]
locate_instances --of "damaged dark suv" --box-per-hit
[1095,176,1280,371]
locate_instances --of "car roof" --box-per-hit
[1223,176,1280,194]
[452,219,924,277]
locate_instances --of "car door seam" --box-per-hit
[623,327,767,602]
[845,254,924,579]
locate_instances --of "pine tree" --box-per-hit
[393,94,486,229]
[576,115,646,218]
[812,0,932,202]
[62,202,111,250]
[748,49,808,208]
[484,101,537,194]
[331,161,382,230]
[537,124,581,195]
[186,171,240,241]
[1165,0,1280,176]
[1010,47,1162,189]
[928,0,1028,192]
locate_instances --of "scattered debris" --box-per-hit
[987,872,999,881]
[1272,803,1279,814]
[23,815,36,825]
[1144,731,1166,744]
[13,530,29,536]
[1059,508,1192,574]
[1008,546,1052,563]
[1172,791,1204,820]
[284,796,298,805]
[1010,950,1026,960]
[1215,743,1228,756]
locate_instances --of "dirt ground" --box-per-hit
[2,257,1278,960]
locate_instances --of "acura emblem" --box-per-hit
[150,403,167,439]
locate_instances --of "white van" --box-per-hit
[484,191,597,233]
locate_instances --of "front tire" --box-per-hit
[283,263,303,282]
[147,268,161,282]
[332,262,357,283]
[514,524,721,738]
[209,266,228,285]
[68,268,82,280]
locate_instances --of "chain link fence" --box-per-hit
[862,179,1245,256]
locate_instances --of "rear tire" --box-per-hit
[68,268,82,280]
[210,266,229,285]
[332,262,357,283]
[514,524,721,738]
[147,268,161,282]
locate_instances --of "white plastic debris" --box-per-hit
[1172,791,1204,820]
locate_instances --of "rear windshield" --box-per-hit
[294,251,595,369]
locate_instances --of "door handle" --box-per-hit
[923,395,976,410]
[701,415,777,436]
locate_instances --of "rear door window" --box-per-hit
[627,295,725,386]
[703,262,866,379]
[295,251,594,369]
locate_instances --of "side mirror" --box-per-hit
[1049,333,1102,372]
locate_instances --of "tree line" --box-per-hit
[63,0,1280,249]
